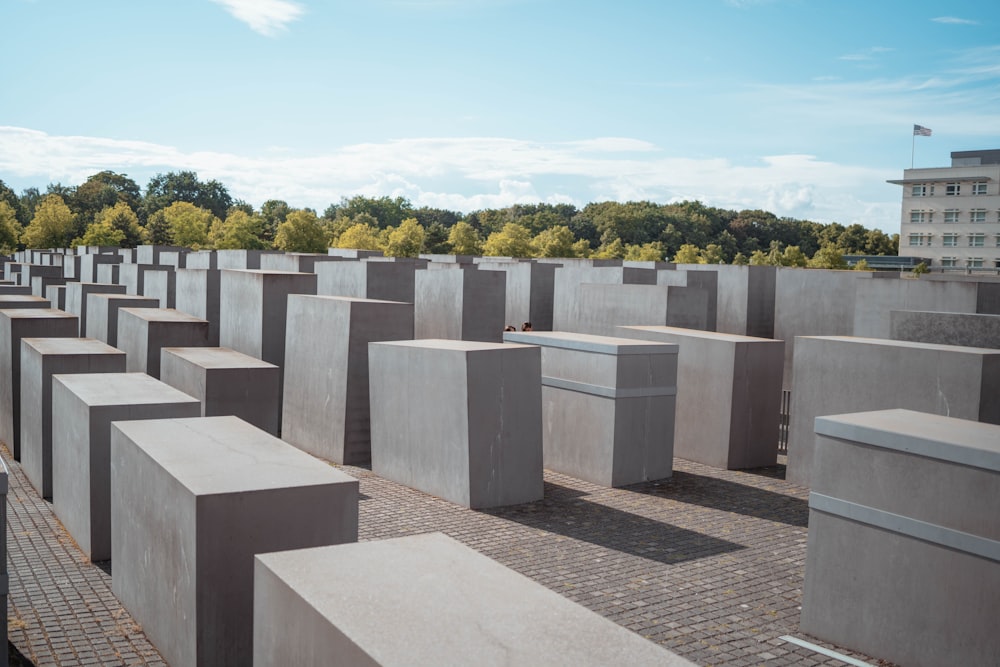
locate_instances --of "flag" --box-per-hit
[913,124,932,136]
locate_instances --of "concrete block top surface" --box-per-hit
[620,325,781,344]
[112,415,356,496]
[53,372,198,407]
[160,346,278,369]
[815,409,1000,473]
[0,308,74,321]
[503,330,678,356]
[21,337,123,356]
[374,338,534,353]
[0,296,50,305]
[799,335,1000,355]
[118,307,208,324]
[255,532,693,667]
[292,294,409,307]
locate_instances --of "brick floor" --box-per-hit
[5,442,890,667]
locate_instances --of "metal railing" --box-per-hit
[778,390,791,454]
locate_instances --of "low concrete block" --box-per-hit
[44,285,66,310]
[787,336,1000,487]
[0,295,50,310]
[253,533,694,667]
[282,296,414,463]
[413,268,506,342]
[65,282,127,335]
[504,331,678,485]
[85,294,159,347]
[117,308,210,378]
[618,326,784,469]
[160,347,280,435]
[111,416,358,667]
[801,409,1000,667]
[369,339,543,508]
[0,309,78,458]
[51,373,202,561]
[20,339,126,499]
[890,309,1000,348]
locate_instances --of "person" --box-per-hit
[521,322,533,331]
[503,325,516,332]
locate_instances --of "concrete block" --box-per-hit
[52,372,201,560]
[95,262,120,284]
[30,275,66,298]
[141,267,176,308]
[505,331,678,485]
[0,309,78,458]
[183,250,217,270]
[315,260,421,303]
[259,252,342,273]
[215,249,280,270]
[475,260,557,331]
[117,308,210,378]
[175,268,221,346]
[0,286,31,296]
[618,326,784,469]
[572,282,710,337]
[854,274,979,339]
[65,282,127,335]
[85,294,159,347]
[369,339,543,508]
[44,285,66,310]
[22,264,62,296]
[157,250,188,269]
[78,254,123,283]
[160,347,280,435]
[117,263,152,295]
[413,268,506,342]
[552,265,655,332]
[889,310,1000,348]
[20,338,126,499]
[282,296,414,463]
[328,248,381,259]
[787,336,1000,487]
[680,264,776,337]
[801,409,1000,667]
[136,245,185,265]
[111,416,358,667]
[253,533,694,667]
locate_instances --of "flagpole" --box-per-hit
[911,132,915,169]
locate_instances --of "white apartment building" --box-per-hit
[889,149,1000,271]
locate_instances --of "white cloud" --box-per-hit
[0,125,902,231]
[932,16,978,25]
[210,0,305,36]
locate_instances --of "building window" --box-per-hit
[911,184,934,197]
[971,209,987,223]
[910,210,930,224]
[972,182,988,195]
[908,233,932,246]
[946,183,961,196]
[969,233,985,247]
[968,258,984,268]
[943,233,959,247]
[944,209,960,223]
[996,235,1000,247]
[941,257,958,267]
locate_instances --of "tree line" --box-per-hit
[0,170,899,269]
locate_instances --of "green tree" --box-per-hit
[160,202,216,248]
[532,225,577,258]
[624,241,665,261]
[143,171,233,221]
[482,223,534,257]
[571,238,592,258]
[912,261,929,277]
[210,210,266,250]
[144,209,171,245]
[72,221,125,248]
[22,194,76,248]
[0,201,22,253]
[592,237,625,259]
[672,243,703,264]
[260,199,291,242]
[330,195,413,230]
[423,222,451,254]
[700,243,724,264]
[781,245,808,268]
[94,202,143,246]
[853,258,872,271]
[73,171,143,232]
[274,209,329,253]
[335,222,382,251]
[447,221,482,255]
[732,252,749,266]
[807,244,848,270]
[384,218,425,257]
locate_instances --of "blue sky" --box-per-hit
[1,0,998,233]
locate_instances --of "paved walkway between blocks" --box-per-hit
[5,441,891,667]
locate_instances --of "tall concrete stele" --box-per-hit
[889,148,1000,271]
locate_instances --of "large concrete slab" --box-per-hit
[475,260,558,331]
[369,339,543,508]
[64,282,127,336]
[160,347,280,435]
[44,285,66,311]
[801,409,1000,667]
[20,338,126,499]
[78,254,122,283]
[111,415,358,667]
[572,282,711,337]
[0,309,78,459]
[141,267,176,308]
[215,249,279,270]
[853,274,979,339]
[413,267,506,342]
[315,259,421,304]
[619,326,784,469]
[679,264,775,337]
[552,264,655,333]
[175,268,221,346]
[505,331,678,485]
[259,252,342,273]
[889,309,1000,348]
[254,532,695,667]
[282,295,413,464]
[0,295,50,310]
[85,294,159,347]
[117,308,210,378]
[787,336,1000,487]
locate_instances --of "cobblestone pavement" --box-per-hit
[6,442,888,667]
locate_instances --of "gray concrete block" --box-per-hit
[20,338,126,499]
[315,260,421,304]
[787,336,1000,487]
[889,310,1000,348]
[117,263,152,296]
[44,285,66,311]
[141,267,176,308]
[0,286,31,296]
[328,248,381,259]
[184,250,217,270]
[505,331,678,485]
[0,309,78,458]
[51,372,201,561]
[95,263,120,284]
[31,275,66,299]
[414,268,506,342]
[215,249,280,270]
[111,416,358,667]
[157,250,188,269]
[175,268,221,346]
[65,282,127,335]
[116,308,210,378]
[253,533,695,667]
[801,409,1000,667]
[475,260,557,331]
[369,339,543,508]
[136,245,184,265]
[22,265,62,296]
[679,264,775,337]
[572,282,710,337]
[282,296,414,464]
[853,275,979,339]
[552,265,655,333]
[620,326,783,469]
[160,347,280,435]
[259,252,343,273]
[84,294,159,347]
[78,254,122,283]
